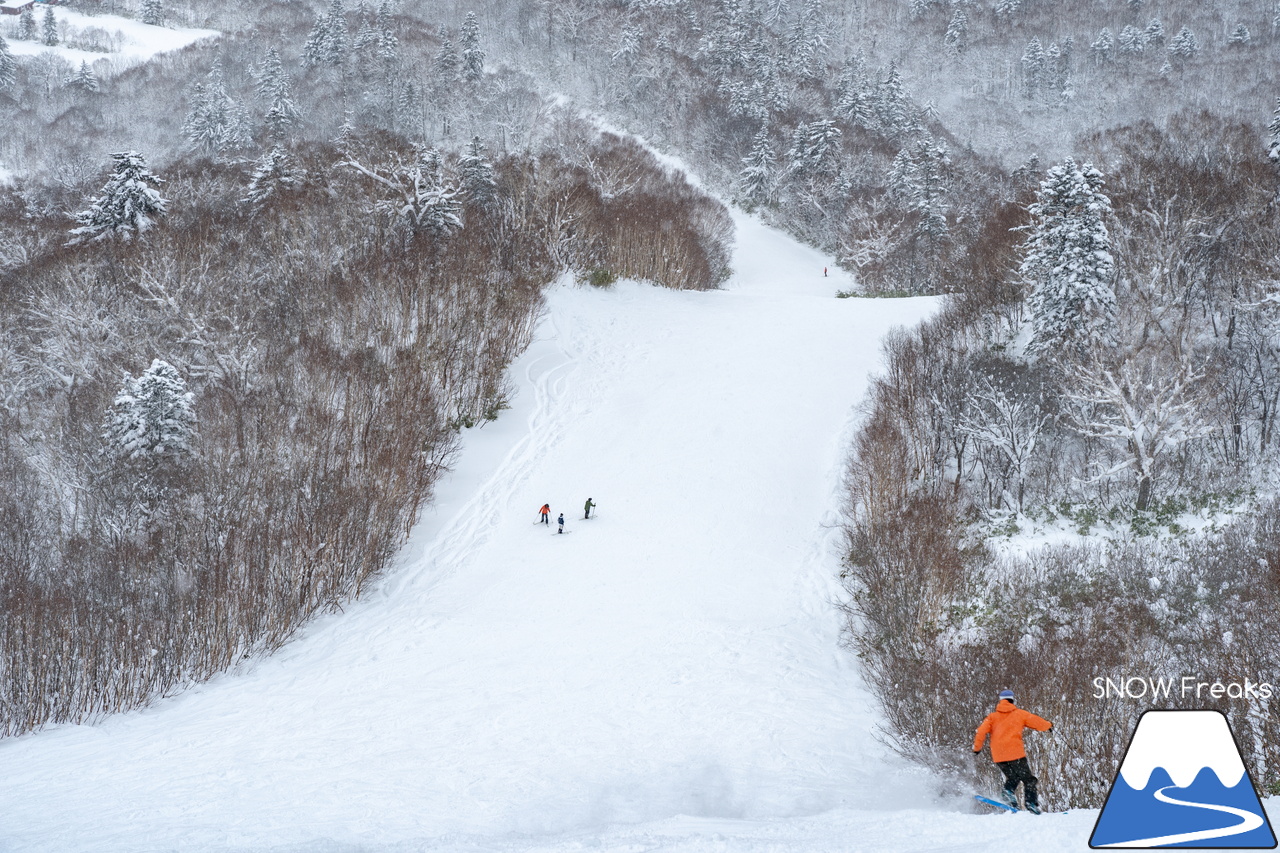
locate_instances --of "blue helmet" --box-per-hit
[998,689,1015,701]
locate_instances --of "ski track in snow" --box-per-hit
[0,211,1122,851]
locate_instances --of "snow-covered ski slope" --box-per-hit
[0,212,1104,851]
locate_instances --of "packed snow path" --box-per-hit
[0,212,1103,851]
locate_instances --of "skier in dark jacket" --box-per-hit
[584,498,595,519]
[557,512,565,534]
[973,689,1053,813]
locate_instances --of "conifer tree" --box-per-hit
[739,124,775,205]
[141,0,163,26]
[1090,28,1113,65]
[243,146,300,210]
[1168,26,1198,61]
[1268,97,1280,163]
[1020,158,1116,357]
[16,5,35,41]
[461,12,484,81]
[836,54,875,127]
[1117,25,1143,55]
[182,63,250,156]
[613,24,641,63]
[1228,24,1251,47]
[434,36,459,81]
[0,36,15,91]
[68,151,169,244]
[459,135,497,211]
[103,360,197,463]
[1021,37,1044,98]
[994,0,1021,22]
[65,61,99,93]
[41,8,58,46]
[1142,17,1164,48]
[944,9,967,54]
[256,47,301,142]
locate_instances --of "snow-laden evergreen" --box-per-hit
[140,0,163,27]
[65,61,99,93]
[1269,97,1280,163]
[68,151,169,244]
[459,135,496,211]
[1021,158,1116,357]
[102,359,197,462]
[243,146,300,209]
[15,5,35,41]
[255,48,301,143]
[460,11,483,81]
[182,62,252,156]
[738,124,775,205]
[41,8,58,46]
[0,36,15,91]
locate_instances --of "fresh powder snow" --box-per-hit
[0,211,1115,851]
[3,8,217,69]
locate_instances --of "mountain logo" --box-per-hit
[1090,709,1277,848]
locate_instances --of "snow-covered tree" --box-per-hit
[65,60,99,93]
[836,53,875,127]
[613,24,641,63]
[888,136,950,243]
[16,5,35,41]
[1142,17,1164,48]
[1228,24,1251,47]
[302,0,347,67]
[1020,158,1116,357]
[1089,28,1113,65]
[875,63,916,140]
[68,151,169,244]
[460,12,484,81]
[1168,26,1198,61]
[994,0,1021,23]
[1021,37,1044,98]
[1065,352,1212,511]
[739,124,775,205]
[182,63,251,156]
[256,48,301,143]
[0,37,15,91]
[1268,98,1280,163]
[958,380,1048,512]
[787,0,828,79]
[434,36,459,82]
[353,8,378,54]
[1117,25,1143,55]
[786,119,841,185]
[103,359,197,463]
[944,9,967,53]
[140,0,164,27]
[459,135,497,211]
[1127,0,1143,14]
[345,146,463,237]
[243,146,300,210]
[41,8,58,46]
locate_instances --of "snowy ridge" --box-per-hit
[1118,711,1248,790]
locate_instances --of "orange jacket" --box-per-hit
[973,700,1052,763]
[539,505,550,514]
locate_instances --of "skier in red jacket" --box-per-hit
[973,689,1053,813]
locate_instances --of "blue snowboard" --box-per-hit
[975,794,1019,813]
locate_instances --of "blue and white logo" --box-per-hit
[1090,709,1276,848]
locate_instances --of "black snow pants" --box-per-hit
[997,757,1039,809]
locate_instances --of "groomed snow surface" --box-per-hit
[1,212,1108,851]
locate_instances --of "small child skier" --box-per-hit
[539,503,550,525]
[584,498,595,519]
[973,689,1053,814]
[557,512,565,534]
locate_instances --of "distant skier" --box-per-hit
[973,689,1053,814]
[823,266,828,277]
[583,498,595,519]
[539,503,550,525]
[557,512,565,534]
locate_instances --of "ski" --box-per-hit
[974,794,1018,813]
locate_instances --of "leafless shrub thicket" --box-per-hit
[841,114,1280,808]
[0,129,732,736]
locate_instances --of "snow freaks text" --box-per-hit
[1092,677,1275,701]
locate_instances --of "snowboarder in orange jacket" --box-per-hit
[973,689,1053,813]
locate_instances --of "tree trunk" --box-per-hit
[1136,474,1152,512]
